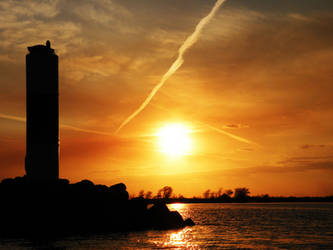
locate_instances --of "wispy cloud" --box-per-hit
[300,144,329,150]
[288,13,313,22]
[115,0,228,133]
[0,0,59,19]
[0,0,81,55]
[227,156,333,176]
[201,122,258,146]
[71,0,131,25]
[0,112,114,136]
[60,124,113,136]
[0,113,25,122]
[223,124,249,129]
[149,103,257,145]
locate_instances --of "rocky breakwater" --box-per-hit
[0,177,194,236]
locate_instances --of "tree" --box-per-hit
[203,189,210,199]
[210,192,216,199]
[224,189,233,197]
[217,188,223,197]
[138,190,145,198]
[177,193,184,199]
[157,186,173,199]
[129,193,136,199]
[234,187,250,201]
[145,191,152,199]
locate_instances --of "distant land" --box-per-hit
[132,186,333,203]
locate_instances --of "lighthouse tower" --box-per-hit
[25,41,59,181]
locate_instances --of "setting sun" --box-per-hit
[156,123,192,157]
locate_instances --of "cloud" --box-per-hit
[114,0,227,133]
[278,156,333,164]
[239,148,254,152]
[0,113,25,122]
[300,144,327,150]
[227,156,333,176]
[200,122,259,146]
[0,0,132,58]
[0,0,59,19]
[224,124,249,129]
[288,13,313,22]
[70,0,131,25]
[0,1,81,56]
[1,0,333,195]
[0,112,115,136]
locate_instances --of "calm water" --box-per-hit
[1,203,333,249]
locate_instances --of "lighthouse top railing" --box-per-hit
[27,40,55,54]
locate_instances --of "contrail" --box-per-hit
[0,113,113,136]
[0,113,25,122]
[200,122,259,146]
[1,110,258,145]
[115,0,227,134]
[60,124,114,136]
[151,104,259,146]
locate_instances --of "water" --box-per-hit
[1,203,333,249]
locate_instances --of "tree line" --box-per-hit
[132,187,252,201]
[131,186,333,203]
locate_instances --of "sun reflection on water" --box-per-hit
[169,203,185,210]
[157,228,198,249]
[148,203,199,248]
[168,230,186,247]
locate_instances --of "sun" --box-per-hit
[156,123,192,157]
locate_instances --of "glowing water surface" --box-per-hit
[1,203,333,249]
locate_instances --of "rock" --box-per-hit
[168,211,185,229]
[74,179,94,188]
[109,183,126,192]
[184,218,195,226]
[109,183,129,201]
[147,202,187,229]
[0,178,195,234]
[148,202,170,218]
[126,197,149,230]
[58,178,69,186]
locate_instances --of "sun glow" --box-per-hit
[156,123,192,157]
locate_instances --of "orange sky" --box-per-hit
[1,0,333,197]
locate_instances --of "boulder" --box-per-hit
[184,218,195,226]
[168,211,185,229]
[147,202,187,229]
[109,183,129,201]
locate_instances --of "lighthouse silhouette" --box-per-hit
[25,41,59,181]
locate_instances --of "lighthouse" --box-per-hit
[25,41,59,181]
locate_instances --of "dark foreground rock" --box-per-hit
[0,177,194,236]
[147,202,184,229]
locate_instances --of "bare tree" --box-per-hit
[177,193,184,199]
[156,190,162,199]
[138,190,145,198]
[145,191,152,199]
[217,188,223,197]
[129,193,136,199]
[203,189,210,199]
[157,186,173,199]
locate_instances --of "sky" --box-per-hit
[1,0,333,197]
